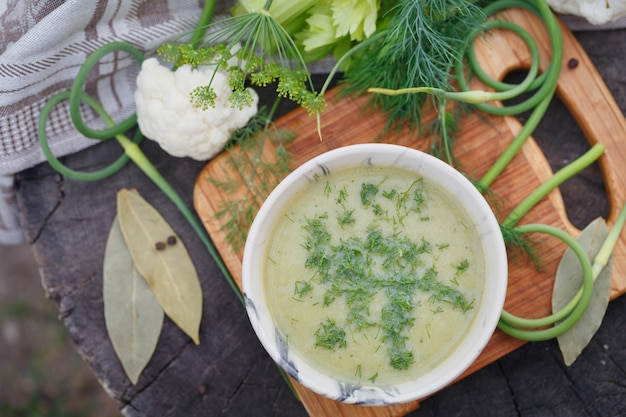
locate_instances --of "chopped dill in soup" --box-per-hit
[264,164,485,385]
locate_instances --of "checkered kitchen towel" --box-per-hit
[0,0,237,244]
[1,1,625,245]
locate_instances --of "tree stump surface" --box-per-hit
[15,28,626,417]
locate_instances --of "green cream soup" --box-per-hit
[264,164,484,385]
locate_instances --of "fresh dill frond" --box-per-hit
[360,183,379,206]
[337,209,356,226]
[355,364,363,379]
[341,0,486,160]
[228,105,273,146]
[209,107,295,253]
[314,318,347,350]
[294,280,313,298]
[337,186,349,205]
[417,267,475,312]
[454,259,470,276]
[500,223,544,270]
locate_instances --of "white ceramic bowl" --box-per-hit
[242,143,507,405]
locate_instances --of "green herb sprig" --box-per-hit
[315,318,347,350]
[328,0,487,162]
[209,101,296,252]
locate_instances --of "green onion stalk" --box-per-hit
[498,223,594,341]
[495,144,610,341]
[499,198,626,341]
[460,1,624,341]
[464,0,564,191]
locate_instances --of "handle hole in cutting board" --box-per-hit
[500,70,609,229]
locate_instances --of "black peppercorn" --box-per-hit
[155,241,166,251]
[167,235,177,245]
[568,58,579,69]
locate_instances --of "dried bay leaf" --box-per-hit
[104,217,164,384]
[117,188,202,344]
[552,217,612,366]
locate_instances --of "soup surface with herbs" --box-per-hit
[264,164,485,386]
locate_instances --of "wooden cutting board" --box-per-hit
[193,8,626,417]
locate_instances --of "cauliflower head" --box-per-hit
[135,57,259,161]
[547,0,626,25]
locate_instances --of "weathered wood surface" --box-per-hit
[14,26,626,417]
[194,10,626,416]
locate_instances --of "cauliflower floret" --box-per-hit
[547,0,626,25]
[134,57,259,161]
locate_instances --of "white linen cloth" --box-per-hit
[0,0,236,244]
